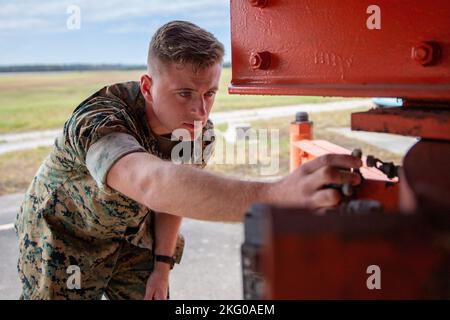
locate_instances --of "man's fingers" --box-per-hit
[307,166,361,192]
[144,288,155,300]
[340,170,361,186]
[308,188,341,209]
[145,288,167,300]
[154,288,168,300]
[300,154,363,174]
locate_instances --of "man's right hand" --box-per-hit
[269,154,363,209]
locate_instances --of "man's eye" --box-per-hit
[205,91,216,98]
[179,92,191,98]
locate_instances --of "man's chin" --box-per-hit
[171,125,203,141]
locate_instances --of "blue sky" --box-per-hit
[0,0,231,66]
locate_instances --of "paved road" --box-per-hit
[0,193,23,299]
[0,99,373,155]
[0,193,244,300]
[326,127,418,155]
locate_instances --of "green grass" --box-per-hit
[0,68,344,134]
[0,70,139,133]
[0,146,51,195]
[0,107,403,196]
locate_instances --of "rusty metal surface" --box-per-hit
[242,204,450,299]
[351,107,450,140]
[230,0,450,99]
[402,140,450,212]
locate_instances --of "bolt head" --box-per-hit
[295,111,309,122]
[366,155,376,167]
[351,148,362,158]
[412,42,438,66]
[250,51,272,70]
[250,54,262,68]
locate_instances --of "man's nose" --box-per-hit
[191,97,207,117]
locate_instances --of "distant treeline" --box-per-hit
[0,64,146,73]
[0,62,231,73]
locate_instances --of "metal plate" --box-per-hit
[230,0,450,99]
[242,204,450,299]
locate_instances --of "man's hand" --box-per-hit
[144,264,170,300]
[269,154,363,209]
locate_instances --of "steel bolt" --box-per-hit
[351,148,362,159]
[249,0,268,8]
[366,155,376,167]
[250,51,272,70]
[411,42,439,66]
[295,111,309,122]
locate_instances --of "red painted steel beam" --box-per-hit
[260,207,448,299]
[230,0,450,100]
[351,107,450,140]
[401,139,450,211]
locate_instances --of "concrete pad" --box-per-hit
[327,127,418,155]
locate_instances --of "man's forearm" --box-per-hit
[143,160,272,222]
[153,211,182,271]
[108,152,363,222]
[154,212,182,256]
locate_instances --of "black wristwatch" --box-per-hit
[155,255,176,269]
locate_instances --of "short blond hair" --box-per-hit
[148,20,225,72]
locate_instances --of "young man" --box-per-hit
[15,21,362,300]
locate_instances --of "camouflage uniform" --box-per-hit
[14,81,215,300]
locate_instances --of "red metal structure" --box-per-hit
[230,0,450,99]
[231,0,450,299]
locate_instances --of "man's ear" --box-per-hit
[140,74,153,102]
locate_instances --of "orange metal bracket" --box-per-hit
[352,107,450,141]
[290,117,399,210]
[292,139,399,210]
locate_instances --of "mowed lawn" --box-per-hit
[0,68,372,195]
[0,68,343,134]
[0,107,403,196]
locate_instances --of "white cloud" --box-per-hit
[86,0,225,22]
[0,0,229,32]
[0,17,49,30]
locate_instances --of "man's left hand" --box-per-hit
[144,266,170,300]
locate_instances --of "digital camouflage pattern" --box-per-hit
[14,81,215,299]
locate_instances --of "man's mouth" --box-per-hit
[182,121,203,130]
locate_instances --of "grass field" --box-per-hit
[0,146,51,195]
[0,69,399,197]
[0,107,403,196]
[0,68,343,134]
